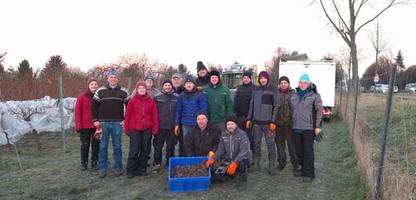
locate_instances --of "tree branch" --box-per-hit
[332,0,350,32]
[319,0,351,45]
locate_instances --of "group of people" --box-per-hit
[74,60,323,186]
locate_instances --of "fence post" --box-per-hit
[58,76,66,156]
[374,63,397,199]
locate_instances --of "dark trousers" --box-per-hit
[294,130,315,178]
[126,130,152,175]
[152,128,177,166]
[275,126,299,169]
[79,128,99,164]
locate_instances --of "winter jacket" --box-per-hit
[148,87,161,98]
[196,75,210,87]
[214,128,250,163]
[92,84,129,122]
[173,86,185,95]
[74,90,95,131]
[175,90,208,126]
[290,88,323,131]
[234,82,255,117]
[277,88,296,126]
[203,83,233,123]
[154,91,179,129]
[184,125,221,157]
[124,94,159,135]
[247,84,280,125]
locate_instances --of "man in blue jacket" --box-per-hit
[175,75,208,156]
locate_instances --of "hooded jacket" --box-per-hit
[175,89,208,126]
[154,91,179,129]
[214,127,250,163]
[290,87,323,131]
[124,94,159,135]
[74,90,95,130]
[203,79,233,123]
[247,72,280,124]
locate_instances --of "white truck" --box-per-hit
[279,60,336,120]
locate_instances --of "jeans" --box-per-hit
[178,125,194,156]
[98,121,123,172]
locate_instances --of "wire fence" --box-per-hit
[336,66,416,200]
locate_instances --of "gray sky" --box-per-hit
[1,0,415,75]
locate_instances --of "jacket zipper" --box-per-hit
[230,134,233,159]
[141,101,145,130]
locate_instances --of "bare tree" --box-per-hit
[370,20,389,74]
[315,0,410,140]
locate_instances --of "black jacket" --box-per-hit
[92,84,129,122]
[173,86,185,95]
[184,125,221,157]
[154,91,179,129]
[196,75,210,87]
[234,82,255,117]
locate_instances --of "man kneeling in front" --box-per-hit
[205,115,250,188]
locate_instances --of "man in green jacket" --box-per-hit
[203,70,233,132]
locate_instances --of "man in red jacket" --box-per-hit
[124,81,159,178]
[74,78,99,171]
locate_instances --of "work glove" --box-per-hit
[174,125,180,136]
[226,161,238,175]
[245,120,252,129]
[208,151,215,159]
[314,131,325,142]
[269,123,277,132]
[205,158,215,169]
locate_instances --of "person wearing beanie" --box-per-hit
[92,68,129,178]
[171,73,185,94]
[205,114,250,188]
[246,71,280,175]
[234,70,256,152]
[175,75,208,156]
[184,112,220,157]
[203,70,234,132]
[74,78,100,171]
[151,80,179,173]
[275,76,299,173]
[124,81,159,178]
[290,73,323,182]
[196,61,210,88]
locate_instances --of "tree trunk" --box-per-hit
[350,38,360,139]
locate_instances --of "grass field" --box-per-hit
[0,121,368,200]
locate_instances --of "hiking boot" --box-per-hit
[114,169,123,177]
[99,171,107,178]
[91,161,99,170]
[127,173,135,179]
[277,163,286,171]
[138,168,148,176]
[81,163,88,171]
[151,164,162,174]
[303,177,314,183]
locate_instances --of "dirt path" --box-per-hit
[0,121,368,200]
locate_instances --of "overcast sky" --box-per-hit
[1,0,415,75]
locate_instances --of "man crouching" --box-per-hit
[205,115,250,188]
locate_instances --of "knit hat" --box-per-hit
[278,76,290,84]
[258,71,269,85]
[197,61,207,72]
[136,81,146,88]
[107,68,119,78]
[87,77,98,85]
[184,75,195,84]
[162,79,173,87]
[242,71,252,79]
[144,75,155,81]
[196,112,208,120]
[209,70,220,77]
[299,73,310,83]
[226,114,239,125]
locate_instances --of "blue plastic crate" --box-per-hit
[168,156,211,192]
